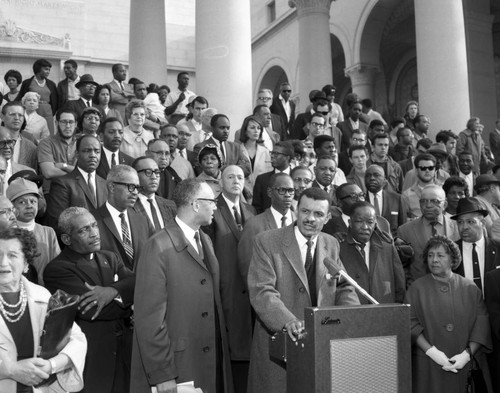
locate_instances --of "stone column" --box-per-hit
[129,0,168,83]
[290,0,333,112]
[344,64,378,101]
[414,0,470,137]
[196,0,252,141]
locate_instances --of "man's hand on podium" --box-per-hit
[284,319,305,342]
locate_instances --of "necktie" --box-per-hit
[430,222,438,236]
[87,173,96,206]
[194,231,204,261]
[281,215,287,228]
[233,205,242,230]
[324,186,329,193]
[358,243,367,267]
[86,100,91,107]
[120,82,124,91]
[148,198,162,230]
[111,153,117,167]
[373,194,381,216]
[305,240,317,306]
[119,213,134,261]
[179,149,186,159]
[472,243,482,289]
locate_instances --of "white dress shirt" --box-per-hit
[77,167,96,199]
[138,193,164,229]
[294,225,317,266]
[279,94,292,121]
[106,202,129,242]
[175,216,200,253]
[102,146,119,169]
[270,206,293,228]
[462,236,486,289]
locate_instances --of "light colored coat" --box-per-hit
[0,278,86,393]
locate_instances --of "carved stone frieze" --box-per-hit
[289,0,333,16]
[0,19,71,49]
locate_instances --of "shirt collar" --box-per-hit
[175,216,197,240]
[294,225,317,249]
[463,236,485,248]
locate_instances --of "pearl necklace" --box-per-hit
[34,77,46,87]
[0,281,28,323]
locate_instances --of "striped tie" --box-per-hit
[119,213,134,261]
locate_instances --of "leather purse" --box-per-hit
[466,355,488,393]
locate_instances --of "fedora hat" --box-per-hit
[8,170,44,188]
[311,91,328,102]
[474,174,500,194]
[450,197,488,220]
[428,143,449,158]
[75,74,99,89]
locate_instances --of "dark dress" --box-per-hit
[405,273,492,393]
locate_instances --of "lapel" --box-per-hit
[168,221,209,272]
[99,154,111,175]
[95,175,107,207]
[218,195,241,239]
[65,248,103,286]
[346,231,370,273]
[100,205,123,246]
[73,169,96,208]
[485,238,498,272]
[368,233,383,278]
[129,208,147,252]
[282,226,309,293]
[314,234,329,293]
[263,208,278,230]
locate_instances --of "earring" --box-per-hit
[23,264,29,274]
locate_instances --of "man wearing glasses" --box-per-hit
[45,134,107,230]
[94,164,153,271]
[401,153,439,220]
[0,129,34,195]
[132,178,233,393]
[62,74,99,120]
[131,156,176,231]
[0,195,17,231]
[398,184,460,284]
[270,82,296,139]
[255,89,286,142]
[146,138,181,200]
[303,112,326,146]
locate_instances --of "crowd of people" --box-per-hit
[1,57,500,393]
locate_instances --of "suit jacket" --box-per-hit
[17,136,38,170]
[247,226,359,393]
[291,111,312,140]
[270,113,286,142]
[132,195,176,230]
[270,97,295,139]
[106,80,134,121]
[366,189,406,236]
[131,222,234,393]
[337,231,405,304]
[202,194,256,361]
[63,98,97,121]
[337,120,369,152]
[397,215,460,285]
[398,157,414,177]
[57,78,70,108]
[94,204,154,271]
[157,167,181,199]
[251,170,274,214]
[484,268,500,392]
[455,238,500,278]
[322,214,392,238]
[240,143,273,192]
[95,150,134,180]
[490,130,500,164]
[194,137,252,177]
[46,168,108,230]
[44,248,135,393]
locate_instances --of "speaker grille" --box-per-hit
[330,335,398,393]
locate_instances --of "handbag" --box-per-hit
[465,355,488,393]
[37,289,80,386]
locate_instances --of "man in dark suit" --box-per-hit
[452,197,500,290]
[63,74,99,120]
[365,164,406,236]
[336,101,369,152]
[131,156,176,230]
[292,91,330,140]
[336,201,405,304]
[270,82,295,140]
[194,114,251,177]
[252,141,294,213]
[255,89,286,143]
[239,173,296,285]
[131,178,233,393]
[202,165,256,393]
[56,59,80,108]
[94,165,153,271]
[44,207,135,393]
[96,117,134,179]
[46,135,107,230]
[107,63,135,121]
[247,187,359,393]
[484,267,500,392]
[146,138,181,199]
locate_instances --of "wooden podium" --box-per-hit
[269,304,411,393]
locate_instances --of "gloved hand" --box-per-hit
[448,350,471,370]
[425,346,452,367]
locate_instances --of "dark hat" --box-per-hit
[450,197,489,220]
[81,106,102,118]
[75,74,99,89]
[321,84,336,95]
[428,143,449,158]
[198,144,222,168]
[492,164,500,174]
[474,174,500,193]
[8,170,43,188]
[311,91,328,102]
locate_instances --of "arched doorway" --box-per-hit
[259,65,288,98]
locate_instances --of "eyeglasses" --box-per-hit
[293,177,313,185]
[113,182,143,192]
[282,90,291,93]
[0,139,16,149]
[419,199,444,206]
[311,122,325,128]
[352,137,366,143]
[258,97,272,101]
[196,198,217,205]
[270,151,288,157]
[137,168,161,177]
[59,120,76,125]
[0,207,16,216]
[418,166,435,171]
[149,150,170,157]
[271,187,295,195]
[340,192,366,200]
[318,111,329,116]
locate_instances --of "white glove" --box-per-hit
[448,350,471,370]
[425,346,452,367]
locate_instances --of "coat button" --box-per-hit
[201,279,207,285]
[445,324,454,332]
[202,312,208,318]
[203,346,210,352]
[299,287,305,293]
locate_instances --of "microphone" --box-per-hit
[323,257,379,305]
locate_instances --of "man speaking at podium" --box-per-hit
[247,187,360,393]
